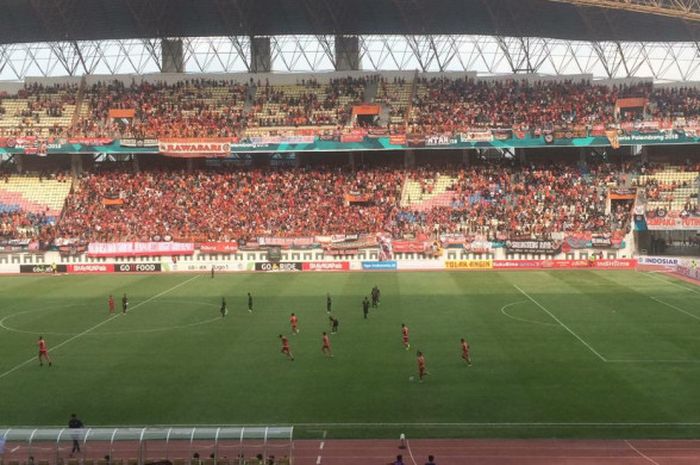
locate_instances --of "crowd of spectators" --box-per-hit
[247,77,366,128]
[56,167,404,243]
[45,161,637,244]
[394,162,633,240]
[3,78,700,139]
[73,79,250,139]
[0,209,55,244]
[408,79,638,134]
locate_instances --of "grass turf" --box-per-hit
[1,270,700,439]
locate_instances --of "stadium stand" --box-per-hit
[0,84,78,137]
[3,78,700,139]
[638,164,700,216]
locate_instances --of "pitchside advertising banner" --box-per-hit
[361,261,398,270]
[3,123,700,156]
[254,262,303,272]
[302,262,350,271]
[492,259,637,270]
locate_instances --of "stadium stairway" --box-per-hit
[0,177,72,217]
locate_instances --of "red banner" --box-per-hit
[88,242,194,257]
[302,261,350,271]
[67,264,115,273]
[198,242,239,254]
[392,240,427,253]
[158,138,232,157]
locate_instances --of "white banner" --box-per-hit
[88,242,195,257]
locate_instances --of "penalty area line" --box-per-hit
[650,296,700,322]
[0,275,201,381]
[513,284,607,362]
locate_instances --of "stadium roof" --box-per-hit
[2,0,700,45]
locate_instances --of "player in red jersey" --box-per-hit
[321,332,333,357]
[461,338,472,366]
[279,334,294,361]
[38,336,52,367]
[108,295,115,314]
[417,351,426,382]
[401,323,410,350]
[290,313,299,334]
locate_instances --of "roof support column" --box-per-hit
[335,35,360,71]
[161,39,184,73]
[251,36,271,73]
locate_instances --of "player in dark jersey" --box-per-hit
[220,298,228,317]
[326,293,332,313]
[248,293,253,312]
[122,293,128,314]
[363,296,370,319]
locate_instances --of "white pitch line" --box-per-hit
[650,296,700,322]
[643,271,700,295]
[625,440,662,465]
[10,446,20,453]
[319,442,324,450]
[315,456,321,465]
[607,359,700,363]
[0,275,201,380]
[513,284,607,362]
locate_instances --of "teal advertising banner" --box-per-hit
[0,129,697,155]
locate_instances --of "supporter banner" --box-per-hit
[120,138,159,148]
[505,240,562,254]
[352,104,381,116]
[646,216,700,230]
[0,238,33,253]
[158,138,232,158]
[198,242,239,254]
[361,261,397,270]
[302,261,350,272]
[445,259,493,270]
[114,263,162,273]
[102,197,124,206]
[392,240,427,253]
[254,262,302,272]
[87,242,195,257]
[67,264,115,273]
[108,109,136,118]
[344,193,372,203]
[258,237,315,248]
[19,264,68,273]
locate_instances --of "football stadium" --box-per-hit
[1,0,700,464]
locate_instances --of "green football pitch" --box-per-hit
[1,270,700,439]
